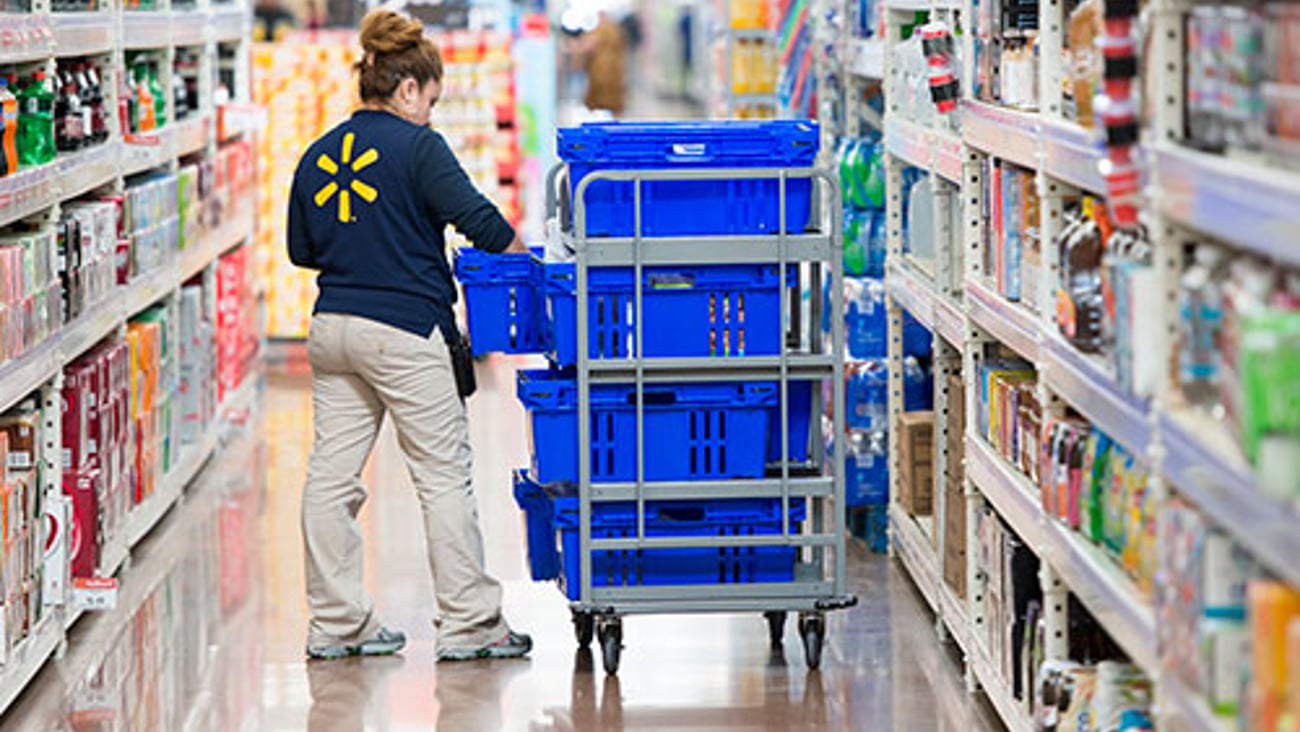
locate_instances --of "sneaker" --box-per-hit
[307,627,407,660]
[437,630,533,662]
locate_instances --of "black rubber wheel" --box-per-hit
[800,615,825,670]
[574,613,595,648]
[765,611,787,647]
[598,619,623,675]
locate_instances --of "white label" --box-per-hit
[72,577,118,612]
[8,453,31,470]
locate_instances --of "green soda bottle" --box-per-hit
[18,72,55,166]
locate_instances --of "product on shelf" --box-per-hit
[60,200,121,324]
[0,224,61,364]
[177,284,215,444]
[216,245,256,400]
[897,410,934,517]
[984,158,1041,310]
[1064,0,1102,126]
[0,400,46,667]
[17,71,56,167]
[1247,581,1300,732]
[973,0,1038,110]
[976,507,1043,701]
[0,77,18,176]
[121,173,181,281]
[1055,198,1110,353]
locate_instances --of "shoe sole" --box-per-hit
[437,640,533,662]
[307,639,406,660]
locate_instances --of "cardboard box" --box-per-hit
[0,411,38,475]
[898,411,935,517]
[943,483,967,598]
[63,468,102,579]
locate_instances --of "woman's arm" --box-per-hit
[411,129,518,253]
[286,177,318,268]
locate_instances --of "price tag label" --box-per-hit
[72,577,119,612]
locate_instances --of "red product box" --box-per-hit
[61,365,91,472]
[63,467,102,579]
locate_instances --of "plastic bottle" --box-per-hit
[133,62,155,132]
[74,63,94,144]
[148,63,166,129]
[0,78,17,176]
[55,67,84,152]
[86,64,107,143]
[1178,244,1227,410]
[18,72,55,166]
[173,59,188,120]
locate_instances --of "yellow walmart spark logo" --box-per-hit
[314,132,380,223]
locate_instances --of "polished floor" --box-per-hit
[2,354,1003,731]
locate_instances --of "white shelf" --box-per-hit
[965,433,1047,548]
[121,131,173,177]
[0,338,59,414]
[59,142,120,199]
[1041,335,1152,458]
[890,503,940,614]
[847,38,884,79]
[729,93,778,107]
[965,280,1041,362]
[173,114,212,158]
[1161,409,1300,589]
[171,9,206,47]
[124,418,221,547]
[960,100,1039,171]
[0,162,60,229]
[98,534,130,579]
[1153,142,1300,269]
[0,613,61,716]
[885,117,963,183]
[210,5,249,43]
[51,12,114,56]
[0,14,53,64]
[965,436,1158,673]
[1040,118,1109,195]
[121,10,172,48]
[1161,673,1238,732]
[59,305,123,372]
[886,262,964,347]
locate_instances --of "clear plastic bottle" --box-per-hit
[1177,243,1227,410]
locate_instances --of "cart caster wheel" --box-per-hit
[598,618,623,675]
[765,611,787,647]
[800,614,826,670]
[573,613,595,649]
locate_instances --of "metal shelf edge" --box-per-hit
[1160,411,1300,589]
[965,280,1041,361]
[960,100,1040,171]
[1041,335,1151,458]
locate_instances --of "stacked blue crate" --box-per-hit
[457,121,824,595]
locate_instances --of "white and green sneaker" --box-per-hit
[307,627,407,660]
[437,630,533,662]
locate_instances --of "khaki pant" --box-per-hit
[303,313,508,651]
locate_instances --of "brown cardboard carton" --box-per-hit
[898,411,935,517]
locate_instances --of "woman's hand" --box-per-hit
[504,236,529,254]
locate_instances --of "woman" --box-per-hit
[287,8,531,662]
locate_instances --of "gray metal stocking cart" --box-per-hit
[541,160,857,675]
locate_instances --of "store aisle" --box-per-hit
[2,355,1003,732]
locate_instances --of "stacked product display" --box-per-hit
[0,0,257,718]
[811,0,1300,726]
[713,0,779,118]
[253,30,521,338]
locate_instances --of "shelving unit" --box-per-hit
[823,0,1300,727]
[0,0,255,717]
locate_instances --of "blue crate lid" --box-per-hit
[558,120,820,166]
[517,369,780,411]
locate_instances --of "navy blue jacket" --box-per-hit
[287,109,515,339]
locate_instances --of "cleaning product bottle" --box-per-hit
[1178,243,1227,411]
[85,63,107,143]
[18,72,55,166]
[0,78,18,175]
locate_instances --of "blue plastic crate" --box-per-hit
[513,471,803,600]
[559,121,819,237]
[454,247,547,355]
[545,262,793,367]
[851,504,889,554]
[518,369,778,484]
[765,381,814,464]
[844,437,889,507]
